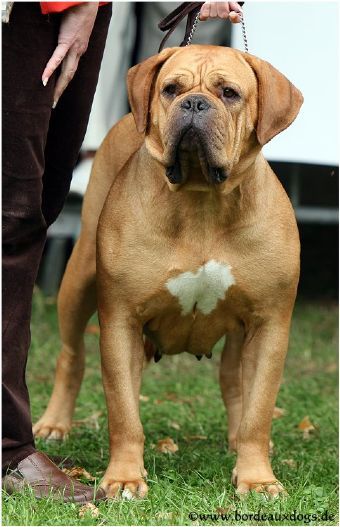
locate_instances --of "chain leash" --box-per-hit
[185,11,201,46]
[240,12,249,53]
[186,9,249,53]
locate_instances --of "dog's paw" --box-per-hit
[100,478,148,499]
[236,480,287,498]
[231,467,286,498]
[33,419,70,441]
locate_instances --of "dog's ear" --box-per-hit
[127,48,179,134]
[244,53,304,145]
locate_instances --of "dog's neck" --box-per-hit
[135,143,270,233]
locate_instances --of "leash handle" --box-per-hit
[158,2,203,52]
[158,1,248,53]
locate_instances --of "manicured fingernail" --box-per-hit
[42,78,49,87]
[52,100,57,109]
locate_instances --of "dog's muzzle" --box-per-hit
[165,95,228,186]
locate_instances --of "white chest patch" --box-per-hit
[166,260,236,315]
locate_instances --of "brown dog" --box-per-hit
[34,45,303,498]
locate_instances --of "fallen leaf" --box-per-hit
[85,324,100,335]
[170,421,181,430]
[273,407,286,419]
[154,392,200,405]
[62,466,95,481]
[324,362,338,373]
[184,435,208,441]
[139,394,150,402]
[216,506,234,514]
[79,503,99,518]
[73,411,103,430]
[281,458,297,468]
[298,416,316,439]
[156,437,179,454]
[155,512,174,520]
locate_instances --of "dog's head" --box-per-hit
[127,45,303,191]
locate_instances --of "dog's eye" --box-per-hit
[223,87,239,99]
[163,84,177,97]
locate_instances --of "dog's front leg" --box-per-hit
[219,329,244,452]
[234,312,292,497]
[99,309,148,499]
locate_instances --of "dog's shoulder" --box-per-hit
[104,113,144,163]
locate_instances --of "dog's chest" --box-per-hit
[165,260,235,315]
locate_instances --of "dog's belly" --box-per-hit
[142,259,242,356]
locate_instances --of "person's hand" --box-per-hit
[42,2,99,108]
[200,2,243,23]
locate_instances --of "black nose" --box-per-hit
[180,95,211,112]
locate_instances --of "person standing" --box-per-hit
[2,1,112,502]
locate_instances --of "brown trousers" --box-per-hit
[2,2,112,469]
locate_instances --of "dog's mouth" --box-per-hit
[165,127,228,186]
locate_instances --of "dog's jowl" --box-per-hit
[34,45,303,499]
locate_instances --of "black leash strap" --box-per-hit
[158,2,245,52]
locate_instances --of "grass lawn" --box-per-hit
[2,291,338,526]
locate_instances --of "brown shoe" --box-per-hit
[2,452,105,503]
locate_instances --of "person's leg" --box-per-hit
[2,2,112,473]
[2,2,57,469]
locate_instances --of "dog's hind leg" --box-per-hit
[33,237,96,440]
[219,329,244,454]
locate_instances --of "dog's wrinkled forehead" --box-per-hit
[156,46,257,96]
[127,44,303,144]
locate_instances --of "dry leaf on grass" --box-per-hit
[154,392,199,405]
[155,512,174,520]
[79,503,99,518]
[155,437,179,453]
[216,506,234,514]
[139,394,150,402]
[170,421,181,430]
[298,416,316,439]
[324,362,338,373]
[273,407,286,419]
[281,458,297,468]
[62,466,95,481]
[183,435,208,441]
[85,324,100,335]
[73,411,103,430]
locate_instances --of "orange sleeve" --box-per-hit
[40,2,109,15]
